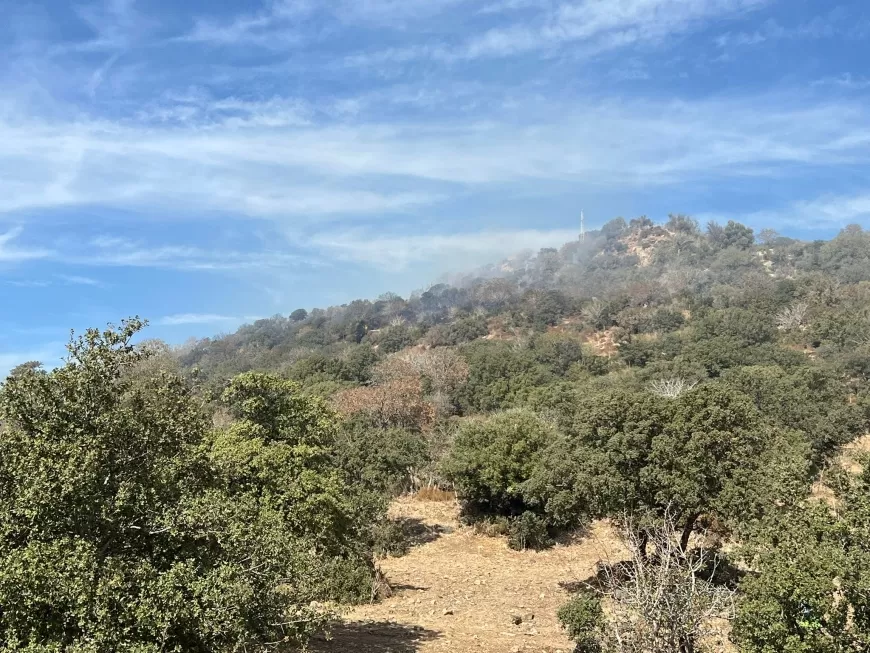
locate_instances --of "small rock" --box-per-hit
[442,608,454,616]
[511,615,523,625]
[522,612,535,622]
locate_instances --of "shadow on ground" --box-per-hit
[309,621,439,653]
[401,518,451,548]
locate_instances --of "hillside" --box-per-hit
[167,215,870,651]
[5,216,870,652]
[174,216,870,404]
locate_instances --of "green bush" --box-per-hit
[557,589,604,652]
[0,321,379,652]
[508,512,554,551]
[525,384,813,541]
[733,469,870,652]
[443,408,558,519]
[334,417,430,494]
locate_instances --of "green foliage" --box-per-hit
[375,324,416,353]
[427,314,488,346]
[443,409,558,519]
[557,589,604,652]
[721,365,864,459]
[530,333,587,375]
[733,475,870,653]
[11,217,870,649]
[370,518,412,558]
[458,341,553,412]
[526,384,812,540]
[0,322,379,651]
[692,308,776,345]
[507,511,554,551]
[334,416,430,495]
[289,346,380,386]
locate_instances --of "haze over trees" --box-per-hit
[4,217,870,651]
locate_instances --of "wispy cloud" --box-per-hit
[715,15,840,49]
[57,274,104,286]
[784,193,870,227]
[477,0,548,15]
[66,0,153,52]
[5,279,51,288]
[0,227,53,263]
[309,227,580,269]
[66,236,319,271]
[349,0,772,63]
[2,93,869,226]
[812,74,870,91]
[705,192,870,230]
[159,313,242,326]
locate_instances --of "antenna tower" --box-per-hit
[580,210,586,242]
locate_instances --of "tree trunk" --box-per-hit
[679,513,701,553]
[638,530,649,561]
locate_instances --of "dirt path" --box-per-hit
[311,497,623,653]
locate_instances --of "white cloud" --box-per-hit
[58,274,104,286]
[1,93,869,226]
[477,0,549,15]
[66,236,319,271]
[176,0,467,47]
[0,227,53,262]
[355,0,772,62]
[704,192,870,230]
[5,279,51,287]
[812,74,870,91]
[65,0,154,53]
[785,194,870,227]
[159,313,241,326]
[716,15,840,49]
[176,0,314,47]
[309,227,580,269]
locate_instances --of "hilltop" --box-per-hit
[7,215,870,652]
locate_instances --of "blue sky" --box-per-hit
[0,0,868,371]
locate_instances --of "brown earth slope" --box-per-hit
[311,497,624,653]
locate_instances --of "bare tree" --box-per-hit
[567,512,734,653]
[390,348,469,394]
[648,378,697,399]
[775,302,809,331]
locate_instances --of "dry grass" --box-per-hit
[812,433,870,504]
[311,497,624,653]
[412,488,455,503]
[584,327,620,357]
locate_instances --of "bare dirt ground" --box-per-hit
[311,497,624,653]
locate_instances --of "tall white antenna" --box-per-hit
[580,210,586,242]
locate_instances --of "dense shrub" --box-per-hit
[458,341,553,412]
[525,385,813,543]
[507,511,554,551]
[443,408,559,519]
[558,589,604,651]
[733,473,870,652]
[334,417,430,494]
[0,322,379,651]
